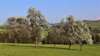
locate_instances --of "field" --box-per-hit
[0,43,100,56]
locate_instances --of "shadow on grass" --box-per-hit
[36,46,79,51]
[6,44,79,51]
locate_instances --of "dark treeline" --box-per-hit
[0,7,100,45]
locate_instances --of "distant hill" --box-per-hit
[83,20,100,34]
[84,20,100,30]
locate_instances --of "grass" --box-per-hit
[0,43,100,56]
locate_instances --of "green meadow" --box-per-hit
[0,43,99,56]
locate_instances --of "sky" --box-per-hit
[0,0,100,24]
